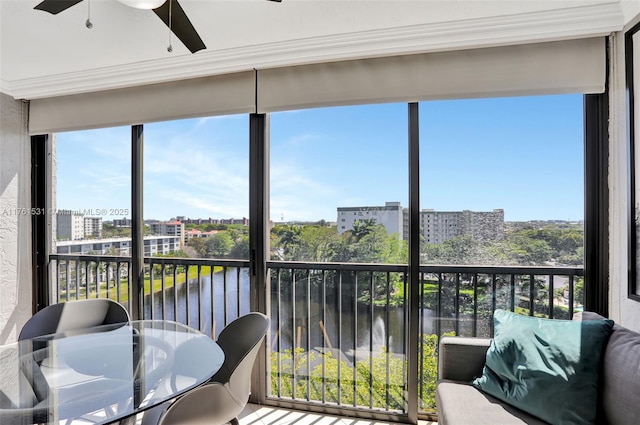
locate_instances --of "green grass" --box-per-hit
[58,265,221,302]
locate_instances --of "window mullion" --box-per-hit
[131,124,144,321]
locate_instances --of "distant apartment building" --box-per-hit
[184,229,218,242]
[181,217,250,226]
[221,217,249,225]
[460,209,505,243]
[337,202,404,237]
[413,209,505,244]
[84,216,103,239]
[417,210,464,244]
[56,236,180,256]
[111,218,131,228]
[337,202,504,243]
[185,229,201,242]
[150,220,185,247]
[56,210,85,240]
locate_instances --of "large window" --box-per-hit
[41,94,598,422]
[416,95,585,413]
[50,115,251,335]
[419,95,584,267]
[144,115,249,260]
[33,35,608,423]
[55,127,132,248]
[270,104,408,262]
[52,127,131,303]
[142,115,250,333]
[268,104,410,411]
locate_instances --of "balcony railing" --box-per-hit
[49,254,250,338]
[48,254,583,419]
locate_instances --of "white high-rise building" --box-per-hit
[84,216,103,239]
[338,202,504,243]
[419,210,464,244]
[409,208,505,243]
[337,201,404,237]
[56,210,85,240]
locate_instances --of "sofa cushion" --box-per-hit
[436,380,548,425]
[472,309,613,425]
[601,324,640,425]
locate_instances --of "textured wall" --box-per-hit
[0,92,32,343]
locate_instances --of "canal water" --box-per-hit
[141,269,437,359]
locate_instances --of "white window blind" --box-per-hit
[29,71,255,134]
[257,37,605,113]
[29,37,605,133]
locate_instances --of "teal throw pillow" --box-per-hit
[472,309,613,425]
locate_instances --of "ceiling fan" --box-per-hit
[34,0,282,54]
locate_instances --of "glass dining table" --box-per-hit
[0,320,224,425]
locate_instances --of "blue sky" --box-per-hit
[55,94,583,222]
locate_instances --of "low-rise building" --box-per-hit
[150,220,185,247]
[111,218,131,228]
[55,235,180,256]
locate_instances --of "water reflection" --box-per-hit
[142,269,423,359]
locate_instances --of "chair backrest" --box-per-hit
[18,299,130,341]
[211,312,270,404]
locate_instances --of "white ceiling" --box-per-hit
[1,0,638,100]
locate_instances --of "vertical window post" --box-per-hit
[584,93,609,315]
[408,102,420,424]
[31,134,50,313]
[131,125,144,320]
[249,113,270,402]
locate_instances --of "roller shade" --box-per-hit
[29,37,605,133]
[257,37,605,113]
[29,71,255,134]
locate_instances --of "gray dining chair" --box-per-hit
[19,298,130,340]
[142,312,270,425]
[16,299,130,424]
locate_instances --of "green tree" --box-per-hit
[102,223,131,238]
[351,219,377,241]
[270,331,452,412]
[271,225,303,260]
[421,235,493,265]
[206,232,234,258]
[494,234,552,265]
[229,235,249,259]
[297,225,340,262]
[186,237,207,257]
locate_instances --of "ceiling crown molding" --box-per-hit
[5,2,623,100]
[0,79,12,96]
[621,0,640,25]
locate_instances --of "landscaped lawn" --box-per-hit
[58,265,219,302]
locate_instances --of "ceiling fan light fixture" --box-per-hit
[117,0,166,10]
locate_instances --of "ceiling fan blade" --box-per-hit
[34,0,84,15]
[153,0,206,54]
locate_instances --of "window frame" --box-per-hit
[626,21,640,302]
[32,92,609,421]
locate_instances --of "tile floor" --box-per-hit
[238,404,437,425]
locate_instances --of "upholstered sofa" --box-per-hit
[435,312,640,425]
